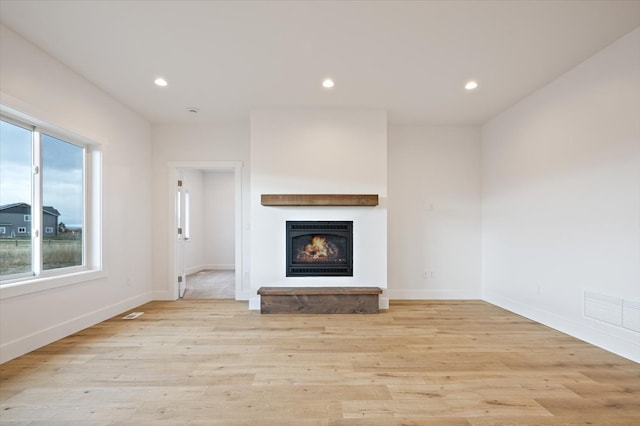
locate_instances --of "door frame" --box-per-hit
[168,161,243,300]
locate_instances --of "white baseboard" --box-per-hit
[185,265,203,275]
[483,290,640,363]
[379,296,389,310]
[235,290,251,301]
[385,289,482,300]
[0,292,152,364]
[249,297,261,310]
[152,290,174,301]
[186,264,234,275]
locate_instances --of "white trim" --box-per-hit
[86,147,103,271]
[167,161,244,301]
[234,165,244,299]
[185,264,235,275]
[249,296,261,310]
[386,289,482,300]
[0,291,150,364]
[379,296,389,310]
[0,100,104,293]
[168,161,243,170]
[0,269,107,300]
[31,125,42,275]
[152,289,172,301]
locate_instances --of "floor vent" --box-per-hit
[584,291,640,333]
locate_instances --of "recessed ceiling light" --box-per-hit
[322,78,334,89]
[465,81,478,90]
[154,77,168,87]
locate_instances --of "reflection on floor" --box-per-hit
[184,270,235,299]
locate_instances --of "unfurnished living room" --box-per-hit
[0,1,639,424]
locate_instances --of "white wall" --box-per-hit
[204,171,235,268]
[250,109,388,307]
[388,125,482,299]
[482,28,640,361]
[151,124,250,299]
[182,169,235,273]
[0,25,153,363]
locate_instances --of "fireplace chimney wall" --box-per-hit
[249,109,387,305]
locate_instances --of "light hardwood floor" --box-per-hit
[1,300,638,425]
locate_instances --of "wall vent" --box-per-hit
[584,291,640,333]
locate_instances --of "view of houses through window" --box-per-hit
[0,117,84,279]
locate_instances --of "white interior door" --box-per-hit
[176,177,188,298]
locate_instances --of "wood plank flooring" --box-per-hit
[1,300,639,425]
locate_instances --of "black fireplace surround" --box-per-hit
[286,221,353,277]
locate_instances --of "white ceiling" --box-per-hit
[1,1,639,125]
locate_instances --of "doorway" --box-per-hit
[169,161,243,300]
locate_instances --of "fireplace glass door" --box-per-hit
[286,221,353,277]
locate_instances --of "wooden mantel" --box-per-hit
[261,194,378,207]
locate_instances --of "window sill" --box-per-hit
[0,269,107,300]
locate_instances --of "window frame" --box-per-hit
[0,104,104,298]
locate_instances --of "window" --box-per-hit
[42,133,84,271]
[0,227,5,234]
[0,109,101,285]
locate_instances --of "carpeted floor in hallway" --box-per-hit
[183,269,234,299]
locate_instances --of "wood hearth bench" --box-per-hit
[257,286,383,314]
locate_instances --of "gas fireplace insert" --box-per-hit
[286,221,353,277]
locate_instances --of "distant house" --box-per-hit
[0,203,60,238]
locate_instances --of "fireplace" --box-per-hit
[286,221,353,277]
